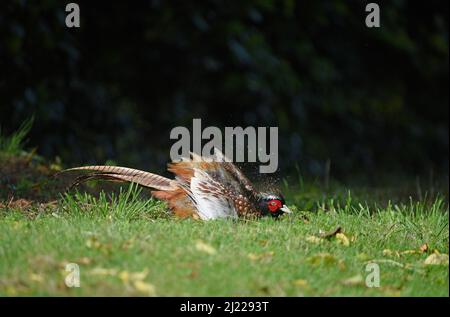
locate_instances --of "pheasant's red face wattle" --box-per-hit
[267,199,282,213]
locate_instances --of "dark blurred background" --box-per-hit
[0,0,448,183]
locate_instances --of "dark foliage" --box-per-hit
[1,0,448,181]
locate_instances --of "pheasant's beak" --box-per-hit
[280,205,292,214]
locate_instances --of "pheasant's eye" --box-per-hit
[267,199,282,212]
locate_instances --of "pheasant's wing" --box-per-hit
[168,149,256,196]
[166,149,257,219]
[186,168,238,220]
[167,161,239,219]
[60,166,177,191]
[212,148,256,194]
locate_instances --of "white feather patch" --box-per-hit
[189,168,237,220]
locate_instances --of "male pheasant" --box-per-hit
[62,149,291,220]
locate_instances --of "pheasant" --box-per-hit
[61,149,291,220]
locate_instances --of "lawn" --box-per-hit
[0,125,448,296]
[0,184,448,296]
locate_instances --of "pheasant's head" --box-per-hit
[258,193,292,217]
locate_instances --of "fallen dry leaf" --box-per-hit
[29,273,44,283]
[248,252,274,262]
[400,250,418,255]
[307,253,337,266]
[383,249,400,257]
[85,237,112,255]
[315,227,351,246]
[119,271,130,283]
[293,279,308,287]
[335,233,350,246]
[357,253,370,261]
[119,269,149,284]
[424,253,449,266]
[75,257,92,265]
[195,240,217,255]
[383,249,394,256]
[133,280,156,296]
[341,274,364,286]
[319,226,342,239]
[259,240,268,246]
[419,243,429,253]
[115,269,155,295]
[337,259,347,271]
[305,235,323,244]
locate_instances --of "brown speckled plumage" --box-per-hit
[60,149,291,220]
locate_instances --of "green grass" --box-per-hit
[0,116,34,157]
[0,184,448,296]
[0,122,448,296]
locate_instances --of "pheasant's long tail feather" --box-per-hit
[60,166,177,191]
